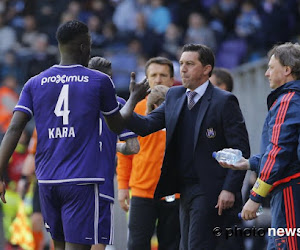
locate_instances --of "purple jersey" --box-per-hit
[14,65,119,185]
[99,97,136,201]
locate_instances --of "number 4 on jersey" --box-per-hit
[54,85,70,125]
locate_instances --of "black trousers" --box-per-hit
[179,183,225,250]
[128,196,180,250]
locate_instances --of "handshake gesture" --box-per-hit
[129,72,151,103]
[119,72,150,122]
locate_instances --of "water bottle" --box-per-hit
[212,148,242,165]
[238,205,263,219]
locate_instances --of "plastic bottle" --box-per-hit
[238,205,263,219]
[212,148,242,165]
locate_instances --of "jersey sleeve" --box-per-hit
[100,76,119,116]
[249,154,261,174]
[14,80,33,118]
[116,96,137,140]
[118,130,137,141]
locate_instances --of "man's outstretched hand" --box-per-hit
[217,157,250,171]
[119,72,151,123]
[129,72,151,103]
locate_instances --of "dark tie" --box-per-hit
[187,91,197,110]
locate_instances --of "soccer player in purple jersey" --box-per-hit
[88,56,139,250]
[0,20,149,250]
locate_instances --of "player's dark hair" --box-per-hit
[56,20,89,44]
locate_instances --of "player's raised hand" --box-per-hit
[129,72,150,103]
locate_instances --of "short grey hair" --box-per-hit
[268,42,300,80]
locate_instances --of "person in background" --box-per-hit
[146,85,169,115]
[217,42,300,249]
[18,129,53,250]
[117,57,180,250]
[210,67,234,92]
[3,130,29,249]
[0,74,19,249]
[0,75,19,141]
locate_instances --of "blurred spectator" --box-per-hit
[99,21,126,52]
[18,15,39,49]
[59,10,77,25]
[135,0,152,18]
[209,0,240,39]
[258,0,291,52]
[235,1,261,40]
[4,131,30,190]
[113,0,139,33]
[5,0,26,26]
[0,50,24,85]
[132,12,161,58]
[161,23,183,60]
[106,38,139,98]
[66,1,81,20]
[67,0,92,24]
[59,1,94,26]
[0,75,19,140]
[0,15,17,54]
[166,0,201,30]
[3,130,30,250]
[185,12,217,52]
[87,15,105,49]
[235,1,262,60]
[25,34,57,80]
[148,0,171,34]
[89,0,115,24]
[35,0,64,44]
[135,54,148,82]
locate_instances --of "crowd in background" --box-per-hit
[0,0,299,97]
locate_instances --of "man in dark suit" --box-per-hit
[121,44,250,249]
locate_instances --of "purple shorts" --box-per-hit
[99,198,114,245]
[39,184,114,245]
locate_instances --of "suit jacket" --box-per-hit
[127,83,250,203]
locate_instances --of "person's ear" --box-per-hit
[80,43,89,54]
[81,43,89,53]
[80,43,84,52]
[204,65,212,76]
[285,66,292,76]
